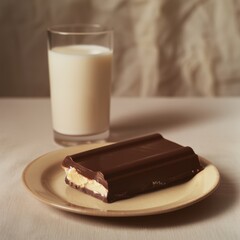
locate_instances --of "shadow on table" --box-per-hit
[62,170,238,228]
[108,104,221,142]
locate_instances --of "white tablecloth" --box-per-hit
[0,98,239,239]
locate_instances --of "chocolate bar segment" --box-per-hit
[62,134,203,203]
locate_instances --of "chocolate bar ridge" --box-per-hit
[62,133,203,203]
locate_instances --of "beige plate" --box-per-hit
[22,143,220,217]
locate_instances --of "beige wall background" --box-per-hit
[1,0,240,97]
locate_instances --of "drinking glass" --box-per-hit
[47,24,113,146]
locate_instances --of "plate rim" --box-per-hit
[22,145,220,217]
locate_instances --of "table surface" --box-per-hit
[0,97,239,240]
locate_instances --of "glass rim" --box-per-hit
[47,24,113,35]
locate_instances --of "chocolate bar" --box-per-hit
[62,134,203,203]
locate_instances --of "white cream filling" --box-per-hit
[64,167,108,197]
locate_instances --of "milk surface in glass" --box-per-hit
[48,44,112,136]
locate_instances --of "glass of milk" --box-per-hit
[47,24,113,146]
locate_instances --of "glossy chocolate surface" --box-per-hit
[62,134,203,202]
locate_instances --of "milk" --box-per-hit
[48,45,112,136]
